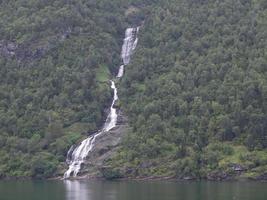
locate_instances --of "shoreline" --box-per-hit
[1,174,267,182]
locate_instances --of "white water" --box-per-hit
[116,65,124,78]
[121,27,139,65]
[64,27,139,179]
[64,81,118,178]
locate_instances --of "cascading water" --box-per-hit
[63,81,118,178]
[64,27,139,179]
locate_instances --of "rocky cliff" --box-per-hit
[68,111,130,179]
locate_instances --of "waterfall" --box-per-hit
[118,27,140,77]
[64,27,139,179]
[116,65,124,78]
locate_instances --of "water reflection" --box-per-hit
[64,180,118,200]
[1,180,267,200]
[64,180,89,200]
[63,180,267,200]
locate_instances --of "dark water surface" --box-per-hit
[0,180,266,200]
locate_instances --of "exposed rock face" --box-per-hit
[63,27,139,179]
[0,41,17,57]
[77,111,130,178]
[207,171,230,181]
[0,40,50,60]
[0,28,71,60]
[254,173,267,181]
[231,164,246,172]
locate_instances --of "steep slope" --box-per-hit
[0,0,143,178]
[63,27,140,179]
[108,0,267,180]
[1,0,267,181]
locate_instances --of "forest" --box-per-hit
[108,0,267,180]
[0,0,145,178]
[0,0,267,179]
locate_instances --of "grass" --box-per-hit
[125,6,140,17]
[241,165,267,179]
[96,64,110,83]
[219,145,249,167]
[64,122,92,135]
[217,144,267,178]
[133,83,146,92]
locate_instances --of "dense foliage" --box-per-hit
[1,0,267,180]
[0,0,141,178]
[110,0,267,179]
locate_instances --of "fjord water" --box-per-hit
[0,180,267,200]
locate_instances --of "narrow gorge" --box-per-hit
[64,27,140,179]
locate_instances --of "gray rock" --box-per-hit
[7,42,17,51]
[0,41,17,57]
[207,171,230,181]
[231,164,246,172]
[183,176,196,180]
[78,111,130,178]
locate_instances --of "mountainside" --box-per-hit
[0,0,145,178]
[107,0,267,180]
[0,0,267,180]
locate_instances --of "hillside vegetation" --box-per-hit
[108,0,267,180]
[1,0,267,180]
[0,0,145,178]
